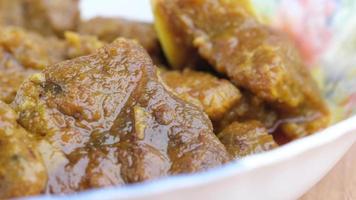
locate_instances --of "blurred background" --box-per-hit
[80,0,153,21]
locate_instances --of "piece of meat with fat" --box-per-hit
[12,38,231,194]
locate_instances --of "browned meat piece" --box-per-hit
[215,91,277,133]
[0,101,47,198]
[0,0,80,37]
[12,38,230,193]
[160,69,241,121]
[79,17,157,52]
[64,31,105,59]
[152,0,330,139]
[23,0,80,37]
[0,26,66,103]
[159,69,276,134]
[218,121,278,159]
[0,0,24,26]
[0,27,66,69]
[79,17,164,64]
[0,47,34,104]
[0,27,105,104]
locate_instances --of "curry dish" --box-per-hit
[0,0,330,198]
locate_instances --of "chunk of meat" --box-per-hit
[12,38,230,193]
[0,26,66,103]
[0,0,80,37]
[23,0,80,37]
[152,0,329,139]
[0,101,47,198]
[0,26,66,69]
[159,70,276,133]
[79,17,164,64]
[64,31,105,59]
[215,91,277,133]
[79,17,158,53]
[160,69,241,121]
[218,121,278,159]
[0,0,24,26]
[0,47,33,104]
[0,27,105,104]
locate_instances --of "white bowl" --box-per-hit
[24,1,356,199]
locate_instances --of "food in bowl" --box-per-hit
[0,0,330,198]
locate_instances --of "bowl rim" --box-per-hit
[24,115,356,200]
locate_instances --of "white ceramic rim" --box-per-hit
[24,115,356,200]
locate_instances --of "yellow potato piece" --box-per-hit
[151,0,255,69]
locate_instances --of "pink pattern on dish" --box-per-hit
[343,92,356,116]
[274,0,337,66]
